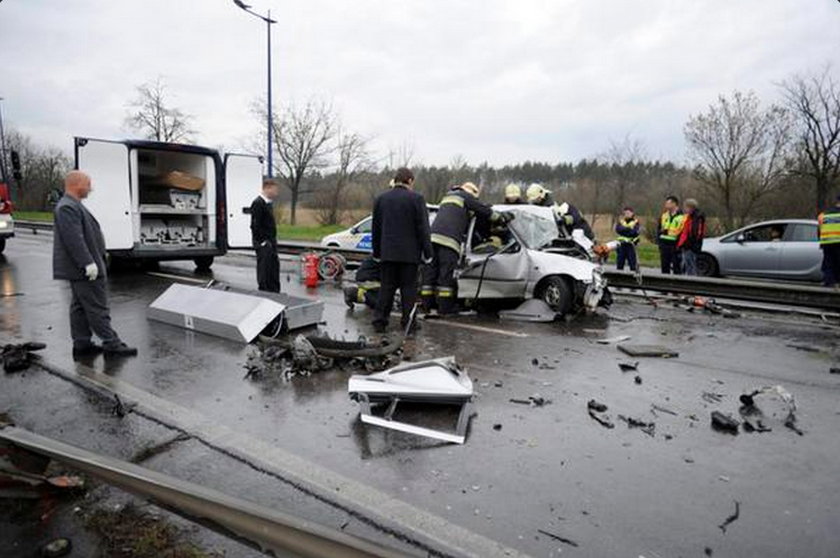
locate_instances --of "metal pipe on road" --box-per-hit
[0,424,406,558]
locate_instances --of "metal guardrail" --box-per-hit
[18,219,840,310]
[0,424,405,558]
[604,270,840,312]
[14,218,55,232]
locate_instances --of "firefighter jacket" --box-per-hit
[431,188,499,254]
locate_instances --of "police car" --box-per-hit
[320,205,438,252]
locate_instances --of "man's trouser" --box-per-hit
[681,249,698,275]
[69,278,120,349]
[256,243,280,293]
[421,244,460,314]
[616,243,637,271]
[659,240,681,275]
[822,244,840,287]
[374,262,419,329]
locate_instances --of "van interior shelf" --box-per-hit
[138,204,206,215]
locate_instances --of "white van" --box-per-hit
[75,137,263,270]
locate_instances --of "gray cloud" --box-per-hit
[1,0,838,166]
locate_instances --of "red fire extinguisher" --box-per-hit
[303,252,320,288]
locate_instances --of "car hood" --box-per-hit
[525,249,599,283]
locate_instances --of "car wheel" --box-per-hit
[537,276,573,315]
[697,253,719,277]
[0,237,5,254]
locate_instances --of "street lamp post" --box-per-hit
[233,1,277,178]
[0,98,9,184]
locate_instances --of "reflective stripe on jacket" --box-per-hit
[818,210,840,245]
[615,217,640,244]
[430,189,497,254]
[659,211,685,242]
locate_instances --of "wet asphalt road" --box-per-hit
[2,230,840,558]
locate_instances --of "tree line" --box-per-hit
[3,66,838,237]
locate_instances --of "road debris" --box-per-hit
[710,411,740,434]
[634,375,643,385]
[739,385,803,436]
[2,342,46,373]
[718,500,741,533]
[597,335,631,345]
[701,392,724,404]
[587,399,614,429]
[41,538,72,558]
[510,395,551,407]
[651,404,678,416]
[617,344,679,358]
[830,367,840,375]
[618,415,655,437]
[618,361,639,372]
[537,528,579,548]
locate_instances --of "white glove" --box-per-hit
[84,263,99,281]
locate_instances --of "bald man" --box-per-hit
[53,171,137,358]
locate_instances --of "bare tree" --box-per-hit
[314,130,371,225]
[780,67,840,210]
[125,78,195,143]
[684,90,793,229]
[387,139,415,169]
[259,99,337,225]
[604,135,647,212]
[3,129,70,211]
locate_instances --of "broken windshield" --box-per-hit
[507,209,559,249]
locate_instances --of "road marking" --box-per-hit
[146,271,209,285]
[422,319,530,338]
[34,359,529,558]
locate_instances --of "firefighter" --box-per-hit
[504,183,525,204]
[657,195,686,274]
[344,257,381,309]
[526,184,594,241]
[422,182,513,314]
[614,207,640,271]
[818,194,840,287]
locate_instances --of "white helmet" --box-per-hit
[461,182,480,197]
[526,183,550,203]
[504,183,521,199]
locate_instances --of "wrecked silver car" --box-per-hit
[456,204,610,315]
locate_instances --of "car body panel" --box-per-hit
[0,214,14,238]
[701,219,822,281]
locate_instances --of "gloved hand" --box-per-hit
[84,263,99,281]
[499,211,515,224]
[563,214,574,226]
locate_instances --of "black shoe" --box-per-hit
[103,342,138,357]
[72,343,103,358]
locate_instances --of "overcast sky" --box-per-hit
[1,0,838,167]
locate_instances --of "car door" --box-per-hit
[779,223,822,280]
[722,223,786,277]
[352,217,373,250]
[75,138,133,250]
[457,219,529,299]
[224,154,264,249]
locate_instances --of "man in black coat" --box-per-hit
[250,179,280,292]
[371,168,433,333]
[53,171,137,358]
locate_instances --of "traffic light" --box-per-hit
[10,150,21,181]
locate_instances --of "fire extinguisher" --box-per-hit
[303,252,320,288]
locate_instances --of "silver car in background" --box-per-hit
[698,219,821,281]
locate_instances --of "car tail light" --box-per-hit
[0,183,11,214]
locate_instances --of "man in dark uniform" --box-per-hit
[53,171,137,358]
[422,182,512,314]
[371,168,433,333]
[250,179,280,292]
[526,184,594,240]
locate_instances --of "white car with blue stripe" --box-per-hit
[320,206,438,252]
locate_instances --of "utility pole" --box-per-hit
[0,98,9,183]
[233,1,277,178]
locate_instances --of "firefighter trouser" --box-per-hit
[353,283,379,309]
[616,243,637,271]
[822,244,840,287]
[421,244,460,314]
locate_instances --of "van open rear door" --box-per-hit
[75,138,133,250]
[224,154,264,250]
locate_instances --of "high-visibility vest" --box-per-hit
[818,209,840,245]
[616,218,640,244]
[659,211,685,242]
